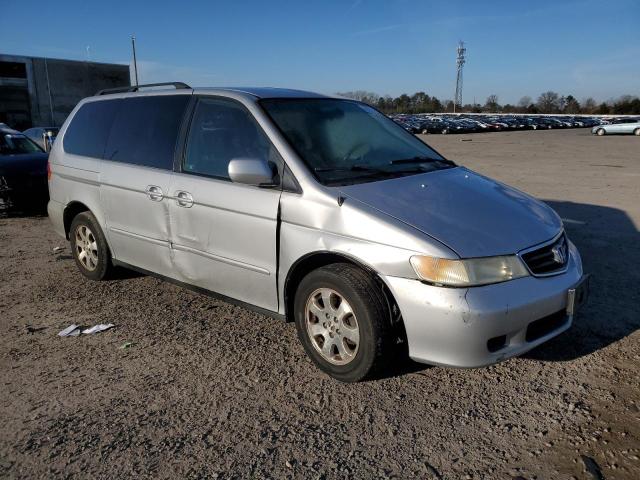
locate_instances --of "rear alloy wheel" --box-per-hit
[597,128,606,136]
[634,128,640,136]
[294,263,392,382]
[75,224,99,272]
[441,128,449,134]
[70,211,114,281]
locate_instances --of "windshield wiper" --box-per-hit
[390,156,455,166]
[314,164,388,173]
[315,159,455,186]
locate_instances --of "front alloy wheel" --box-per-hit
[294,263,393,382]
[305,288,359,365]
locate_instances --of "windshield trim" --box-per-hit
[258,97,454,187]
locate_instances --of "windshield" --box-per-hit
[260,98,453,185]
[0,134,43,154]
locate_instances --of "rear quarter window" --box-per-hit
[104,95,189,170]
[63,100,119,158]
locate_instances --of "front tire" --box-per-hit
[596,128,606,136]
[294,263,391,382]
[69,211,114,281]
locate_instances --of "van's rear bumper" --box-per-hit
[47,199,66,239]
[383,242,584,367]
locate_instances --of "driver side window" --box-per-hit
[183,97,280,180]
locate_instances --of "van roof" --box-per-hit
[94,85,331,101]
[194,87,329,99]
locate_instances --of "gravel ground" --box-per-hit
[1,128,638,479]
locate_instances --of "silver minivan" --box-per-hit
[48,83,589,382]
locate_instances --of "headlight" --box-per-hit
[410,255,529,287]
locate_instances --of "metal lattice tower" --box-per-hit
[454,41,466,112]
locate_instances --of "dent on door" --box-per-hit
[167,176,281,312]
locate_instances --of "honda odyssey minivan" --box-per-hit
[48,83,589,382]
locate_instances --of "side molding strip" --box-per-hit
[171,243,271,276]
[112,259,285,321]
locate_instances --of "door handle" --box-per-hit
[175,190,194,208]
[145,185,164,201]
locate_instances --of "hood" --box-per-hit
[340,167,562,258]
[0,152,48,176]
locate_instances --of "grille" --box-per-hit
[521,234,568,275]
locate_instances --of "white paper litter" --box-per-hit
[58,324,81,337]
[52,246,65,253]
[81,324,115,335]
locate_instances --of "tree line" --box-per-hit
[337,90,640,115]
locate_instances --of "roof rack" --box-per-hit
[95,82,191,96]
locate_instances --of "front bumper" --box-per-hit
[384,241,585,367]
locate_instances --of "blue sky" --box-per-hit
[1,0,638,104]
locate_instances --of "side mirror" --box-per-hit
[228,158,276,187]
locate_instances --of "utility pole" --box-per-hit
[454,41,466,113]
[131,35,139,86]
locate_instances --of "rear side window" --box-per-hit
[64,100,119,158]
[104,95,189,170]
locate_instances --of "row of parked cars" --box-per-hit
[389,114,638,135]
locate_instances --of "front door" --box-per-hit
[168,96,282,311]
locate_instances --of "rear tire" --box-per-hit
[69,211,114,281]
[596,128,606,136]
[294,263,392,382]
[634,128,640,136]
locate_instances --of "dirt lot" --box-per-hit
[1,128,638,479]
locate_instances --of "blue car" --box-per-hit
[0,124,49,211]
